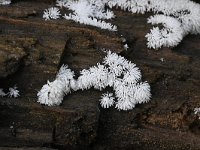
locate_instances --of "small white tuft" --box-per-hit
[100,92,115,108]
[8,86,20,98]
[37,80,65,106]
[43,7,61,20]
[0,89,6,97]
[134,82,151,104]
[0,0,11,5]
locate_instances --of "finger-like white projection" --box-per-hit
[146,15,185,49]
[37,51,151,111]
[42,0,200,49]
[0,0,11,5]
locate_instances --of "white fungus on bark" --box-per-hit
[37,51,151,111]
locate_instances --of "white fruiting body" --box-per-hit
[42,0,200,49]
[0,89,6,97]
[8,86,20,98]
[43,7,61,20]
[37,51,151,111]
[100,92,115,108]
[0,0,11,5]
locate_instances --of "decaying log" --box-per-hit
[0,1,200,150]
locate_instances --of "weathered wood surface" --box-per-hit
[0,1,200,150]
[0,148,56,150]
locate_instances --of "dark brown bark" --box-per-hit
[0,1,200,150]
